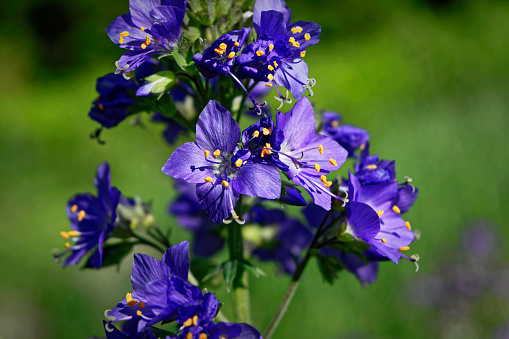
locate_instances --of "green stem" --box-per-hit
[227,207,251,323]
[263,210,332,339]
[132,232,167,253]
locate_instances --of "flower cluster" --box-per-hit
[56,0,423,337]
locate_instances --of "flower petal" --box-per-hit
[196,101,240,154]
[162,142,216,184]
[253,0,291,34]
[162,241,190,281]
[232,162,281,199]
[274,59,309,99]
[277,96,316,151]
[196,182,239,223]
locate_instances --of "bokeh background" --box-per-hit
[1,0,508,338]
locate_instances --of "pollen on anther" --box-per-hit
[193,315,198,326]
[400,246,410,251]
[273,61,278,68]
[60,231,69,239]
[204,177,213,183]
[221,180,229,188]
[405,221,412,230]
[252,130,260,138]
[183,318,193,327]
[213,149,220,157]
[204,150,210,158]
[304,33,311,41]
[227,51,236,59]
[268,65,274,71]
[98,103,104,111]
[234,41,240,47]
[120,31,129,37]
[300,51,306,58]
[256,50,264,57]
[141,26,146,31]
[136,310,142,316]
[269,44,274,51]
[332,120,339,127]
[68,230,79,237]
[377,210,384,217]
[141,43,147,49]
[78,210,86,222]
[235,159,243,167]
[186,333,193,339]
[292,42,300,48]
[71,204,78,213]
[219,43,227,50]
[320,175,327,183]
[266,83,273,87]
[291,26,302,34]
[137,301,145,308]
[127,300,137,307]
[318,144,324,154]
[214,48,224,55]
[65,242,70,249]
[288,37,296,43]
[267,74,274,81]
[381,238,387,243]
[263,128,271,135]
[126,292,133,302]
[329,158,338,166]
[366,164,377,170]
[392,205,401,214]
[314,163,321,172]
[199,334,208,339]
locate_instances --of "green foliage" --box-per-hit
[316,254,344,285]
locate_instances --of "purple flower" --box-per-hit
[107,241,197,331]
[106,0,187,78]
[273,97,348,210]
[236,0,321,99]
[162,100,281,223]
[89,73,137,128]
[354,143,396,185]
[345,171,416,264]
[193,29,251,78]
[169,180,225,257]
[170,322,262,339]
[321,111,370,157]
[55,163,121,268]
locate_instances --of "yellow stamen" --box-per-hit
[360,143,366,151]
[405,221,412,231]
[300,51,306,58]
[186,333,193,339]
[71,204,78,213]
[127,300,137,307]
[263,128,271,135]
[314,163,320,172]
[267,74,273,81]
[219,43,227,50]
[227,51,236,59]
[268,65,274,71]
[288,37,295,43]
[381,238,387,243]
[141,43,147,49]
[193,315,198,326]
[120,31,129,37]
[400,246,410,251]
[204,150,210,158]
[214,48,224,55]
[136,310,142,316]
[291,26,302,34]
[119,37,124,44]
[221,180,229,188]
[65,242,70,248]
[98,103,104,111]
[183,318,193,327]
[377,210,384,217]
[320,175,328,184]
[260,143,272,157]
[252,130,260,138]
[273,61,278,68]
[392,205,401,214]
[366,164,377,170]
[126,292,133,302]
[138,301,145,308]
[304,33,311,41]
[204,177,213,183]
[331,120,339,128]
[145,35,151,46]
[68,230,79,237]
[324,181,333,187]
[199,334,208,339]
[60,231,69,239]
[213,149,220,158]
[266,83,273,87]
[292,41,300,48]
[256,50,264,57]
[235,159,243,167]
[318,144,324,154]
[141,26,146,31]
[329,158,338,166]
[269,44,274,51]
[78,210,85,222]
[234,41,240,47]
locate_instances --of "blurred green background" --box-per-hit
[1,0,508,338]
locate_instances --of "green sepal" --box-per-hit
[222,260,238,292]
[316,253,344,285]
[141,71,176,97]
[239,259,266,278]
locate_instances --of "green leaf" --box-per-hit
[316,254,344,285]
[150,327,176,338]
[328,237,371,263]
[223,260,238,292]
[202,262,225,282]
[83,242,133,268]
[183,27,201,43]
[217,0,233,17]
[240,260,266,278]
